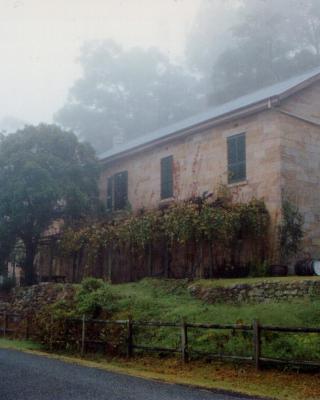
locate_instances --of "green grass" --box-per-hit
[0,338,44,351]
[101,278,320,360]
[43,277,320,363]
[107,278,320,327]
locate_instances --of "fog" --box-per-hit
[0,0,201,127]
[1,0,319,153]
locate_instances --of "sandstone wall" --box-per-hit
[189,278,320,304]
[100,110,282,217]
[279,82,320,256]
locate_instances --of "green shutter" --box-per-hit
[114,171,128,210]
[161,156,173,199]
[227,133,246,183]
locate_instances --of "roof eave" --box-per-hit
[99,97,279,165]
[278,72,320,101]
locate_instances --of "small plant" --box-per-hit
[248,261,269,277]
[278,200,304,263]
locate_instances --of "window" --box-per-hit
[227,133,246,184]
[106,176,114,211]
[161,155,173,199]
[106,171,128,211]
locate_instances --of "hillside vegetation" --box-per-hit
[36,277,320,363]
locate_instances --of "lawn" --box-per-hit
[79,278,320,361]
[0,338,43,351]
[106,278,320,327]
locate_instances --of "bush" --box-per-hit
[80,277,105,292]
[76,278,120,317]
[248,261,269,277]
[279,200,304,262]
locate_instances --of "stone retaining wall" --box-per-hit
[0,283,76,315]
[188,279,320,304]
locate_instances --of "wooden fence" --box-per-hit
[1,311,320,370]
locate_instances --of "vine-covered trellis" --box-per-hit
[58,196,270,282]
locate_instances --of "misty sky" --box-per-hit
[0,0,202,128]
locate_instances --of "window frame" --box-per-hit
[227,132,246,184]
[106,170,128,211]
[160,155,174,200]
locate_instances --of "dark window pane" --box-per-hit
[161,155,173,199]
[106,176,114,211]
[114,170,128,210]
[227,133,246,183]
[227,136,237,164]
[237,134,246,162]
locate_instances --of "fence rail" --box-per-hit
[1,311,320,370]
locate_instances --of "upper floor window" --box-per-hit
[227,133,246,184]
[161,155,173,199]
[107,170,128,211]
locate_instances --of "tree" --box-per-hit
[0,124,101,285]
[55,40,203,153]
[186,0,239,78]
[187,0,320,105]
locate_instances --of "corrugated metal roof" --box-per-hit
[99,66,320,161]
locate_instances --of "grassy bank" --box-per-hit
[0,338,319,400]
[107,278,320,326]
[0,338,43,351]
[50,277,319,362]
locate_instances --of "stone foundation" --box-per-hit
[188,279,320,304]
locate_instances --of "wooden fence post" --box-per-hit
[147,243,153,276]
[64,318,69,349]
[253,319,261,370]
[3,311,7,337]
[181,318,188,363]
[127,316,133,358]
[81,315,86,357]
[49,314,54,351]
[25,316,31,340]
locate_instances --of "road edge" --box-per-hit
[0,344,274,400]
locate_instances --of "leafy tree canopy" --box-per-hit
[0,124,101,284]
[187,0,320,105]
[55,40,203,153]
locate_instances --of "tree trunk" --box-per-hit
[107,245,113,282]
[164,240,172,278]
[23,240,37,286]
[72,252,77,282]
[147,242,152,277]
[198,241,204,279]
[208,241,214,278]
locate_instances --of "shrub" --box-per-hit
[76,278,120,317]
[279,200,304,262]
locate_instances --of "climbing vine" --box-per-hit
[60,197,270,277]
[278,199,304,262]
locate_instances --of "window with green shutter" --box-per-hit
[106,171,128,211]
[106,176,114,211]
[114,170,128,210]
[161,155,173,199]
[227,133,246,184]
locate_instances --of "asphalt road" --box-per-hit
[0,349,257,400]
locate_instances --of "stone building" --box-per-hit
[99,67,320,257]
